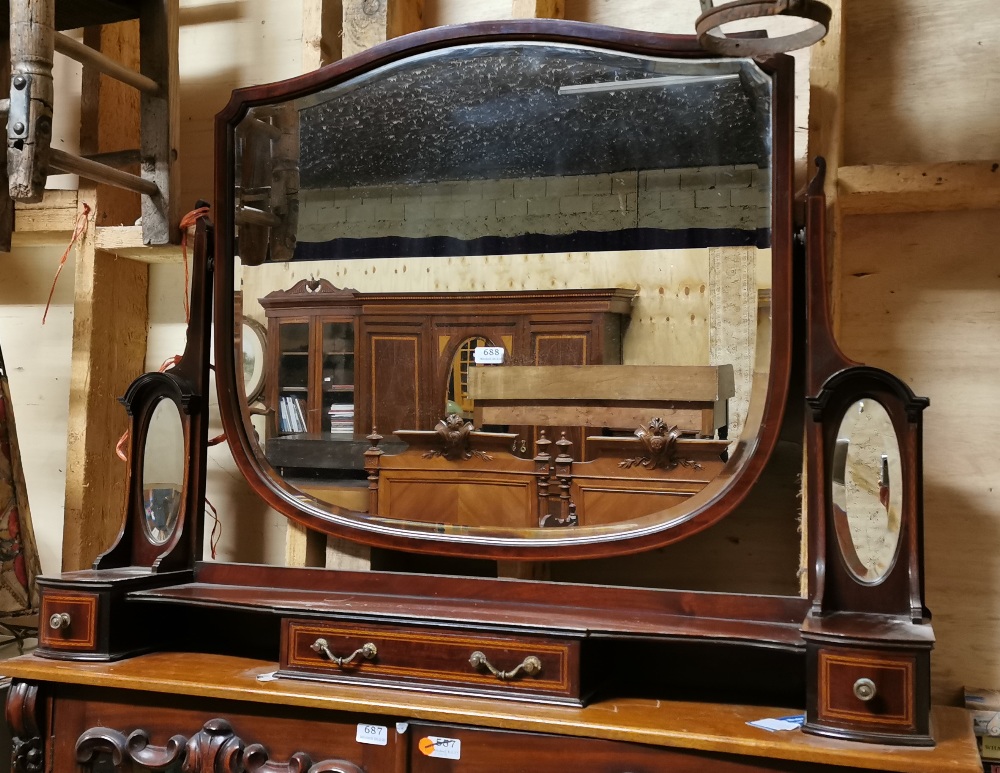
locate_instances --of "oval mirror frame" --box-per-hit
[141,397,186,546]
[213,20,796,560]
[241,318,268,404]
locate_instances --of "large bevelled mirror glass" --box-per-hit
[226,38,784,547]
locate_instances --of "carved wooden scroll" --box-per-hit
[6,681,43,773]
[619,418,703,471]
[424,415,493,462]
[75,718,362,773]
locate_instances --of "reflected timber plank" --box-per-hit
[468,364,735,402]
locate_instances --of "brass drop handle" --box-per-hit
[310,639,377,666]
[853,677,877,702]
[469,651,542,681]
[48,612,71,631]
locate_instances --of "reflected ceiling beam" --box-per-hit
[511,0,564,19]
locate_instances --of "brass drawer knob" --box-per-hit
[853,677,877,702]
[48,612,71,631]
[310,638,377,667]
[469,651,542,681]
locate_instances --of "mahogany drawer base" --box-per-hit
[279,617,587,705]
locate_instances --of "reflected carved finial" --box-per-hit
[423,415,492,462]
[620,418,702,471]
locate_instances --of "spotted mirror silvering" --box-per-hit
[832,399,903,582]
[226,38,786,546]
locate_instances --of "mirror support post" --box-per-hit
[800,160,933,747]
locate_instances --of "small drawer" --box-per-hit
[815,648,916,731]
[38,590,99,652]
[279,618,583,704]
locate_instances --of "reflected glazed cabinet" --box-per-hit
[259,279,635,450]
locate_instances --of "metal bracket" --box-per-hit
[8,72,31,144]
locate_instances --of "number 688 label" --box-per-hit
[473,346,505,364]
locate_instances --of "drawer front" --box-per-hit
[816,648,916,731]
[38,590,99,651]
[281,619,581,702]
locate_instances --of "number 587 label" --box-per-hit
[418,736,462,760]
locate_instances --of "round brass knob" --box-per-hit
[853,677,877,702]
[48,612,71,631]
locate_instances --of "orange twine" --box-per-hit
[205,497,222,559]
[115,355,183,462]
[179,206,211,324]
[42,203,91,324]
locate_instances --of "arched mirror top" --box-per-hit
[214,21,796,559]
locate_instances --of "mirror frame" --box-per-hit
[97,218,214,573]
[213,19,796,560]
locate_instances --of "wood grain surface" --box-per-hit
[0,652,980,773]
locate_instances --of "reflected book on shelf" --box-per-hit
[328,404,355,435]
[280,396,307,433]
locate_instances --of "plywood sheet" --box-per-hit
[839,209,1000,702]
[845,0,1000,165]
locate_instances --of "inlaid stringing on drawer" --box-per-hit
[39,592,98,650]
[280,618,582,702]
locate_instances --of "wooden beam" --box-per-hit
[0,39,13,251]
[14,189,78,232]
[62,22,148,572]
[511,0,563,18]
[139,0,181,244]
[8,0,55,202]
[342,0,423,59]
[839,161,1000,215]
[94,225,185,262]
[302,0,342,69]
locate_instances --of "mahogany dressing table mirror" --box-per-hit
[4,19,966,773]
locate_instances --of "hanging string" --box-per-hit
[179,206,211,324]
[205,497,222,559]
[42,203,91,324]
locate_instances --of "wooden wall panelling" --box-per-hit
[843,0,1000,166]
[62,22,148,572]
[838,209,1000,703]
[814,0,1000,699]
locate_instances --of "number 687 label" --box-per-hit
[355,724,388,746]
